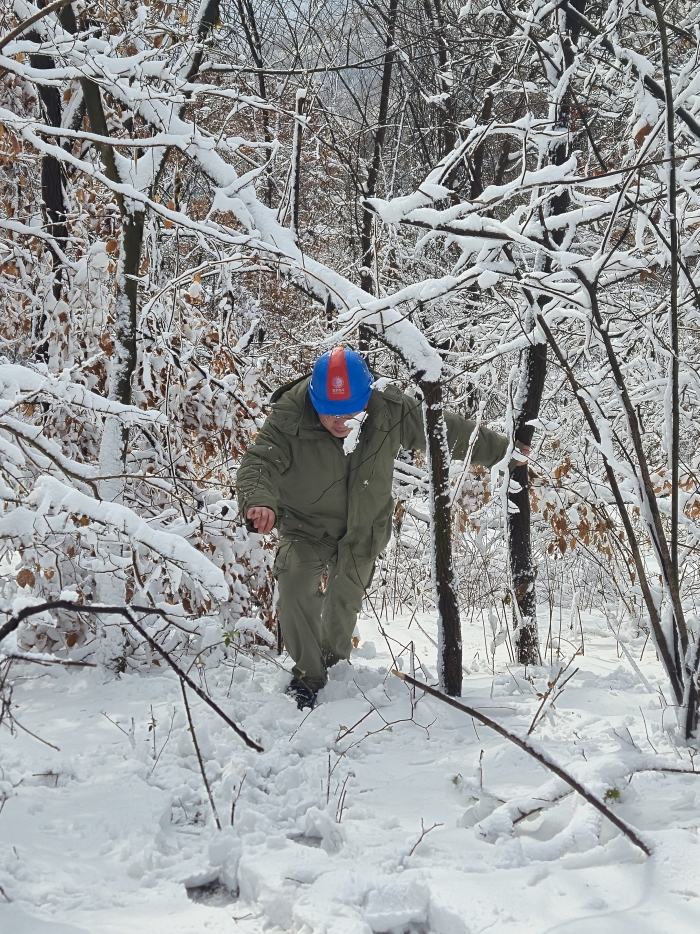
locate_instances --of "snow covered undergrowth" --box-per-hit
[2,611,700,934]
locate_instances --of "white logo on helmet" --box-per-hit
[331,376,346,394]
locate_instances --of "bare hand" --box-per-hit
[247,506,276,534]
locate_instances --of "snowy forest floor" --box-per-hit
[2,608,700,934]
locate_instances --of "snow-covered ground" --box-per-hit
[2,608,700,934]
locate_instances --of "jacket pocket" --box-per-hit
[273,540,294,576]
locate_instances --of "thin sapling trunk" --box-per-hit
[359,0,399,350]
[420,379,461,695]
[508,0,584,664]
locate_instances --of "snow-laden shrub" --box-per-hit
[0,355,274,666]
[0,272,276,668]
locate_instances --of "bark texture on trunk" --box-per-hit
[508,344,546,664]
[114,214,145,410]
[469,62,501,200]
[420,380,461,695]
[28,31,69,349]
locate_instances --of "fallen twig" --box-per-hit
[230,773,246,827]
[407,818,444,858]
[528,655,579,735]
[512,790,574,824]
[2,653,96,668]
[101,711,130,737]
[7,715,60,752]
[392,670,652,856]
[632,765,700,776]
[0,601,263,753]
[181,679,222,830]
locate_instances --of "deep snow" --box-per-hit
[2,608,700,934]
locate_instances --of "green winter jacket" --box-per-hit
[236,378,509,573]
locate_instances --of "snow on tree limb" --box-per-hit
[0,364,166,425]
[19,476,228,601]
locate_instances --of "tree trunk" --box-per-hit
[27,29,69,351]
[508,0,585,664]
[422,0,455,166]
[359,0,399,351]
[508,346,546,664]
[98,211,144,501]
[234,0,274,206]
[290,89,306,237]
[650,0,692,737]
[371,328,461,694]
[470,62,501,200]
[420,379,461,695]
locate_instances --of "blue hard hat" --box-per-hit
[308,346,373,416]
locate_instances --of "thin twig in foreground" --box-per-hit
[181,679,222,831]
[407,819,444,858]
[0,601,263,752]
[2,653,96,668]
[6,716,60,752]
[101,711,129,736]
[230,773,246,827]
[527,655,579,735]
[151,707,177,772]
[392,670,651,856]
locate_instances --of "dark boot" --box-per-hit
[284,677,317,710]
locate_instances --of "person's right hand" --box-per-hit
[247,506,276,534]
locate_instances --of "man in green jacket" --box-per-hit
[237,347,524,709]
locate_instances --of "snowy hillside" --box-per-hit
[2,610,700,934]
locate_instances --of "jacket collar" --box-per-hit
[299,389,329,439]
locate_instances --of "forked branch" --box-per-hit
[392,670,651,856]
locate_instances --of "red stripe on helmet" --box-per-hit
[326,346,352,400]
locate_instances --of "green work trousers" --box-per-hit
[274,538,374,692]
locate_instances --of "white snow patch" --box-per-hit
[342,411,368,456]
[1,610,700,934]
